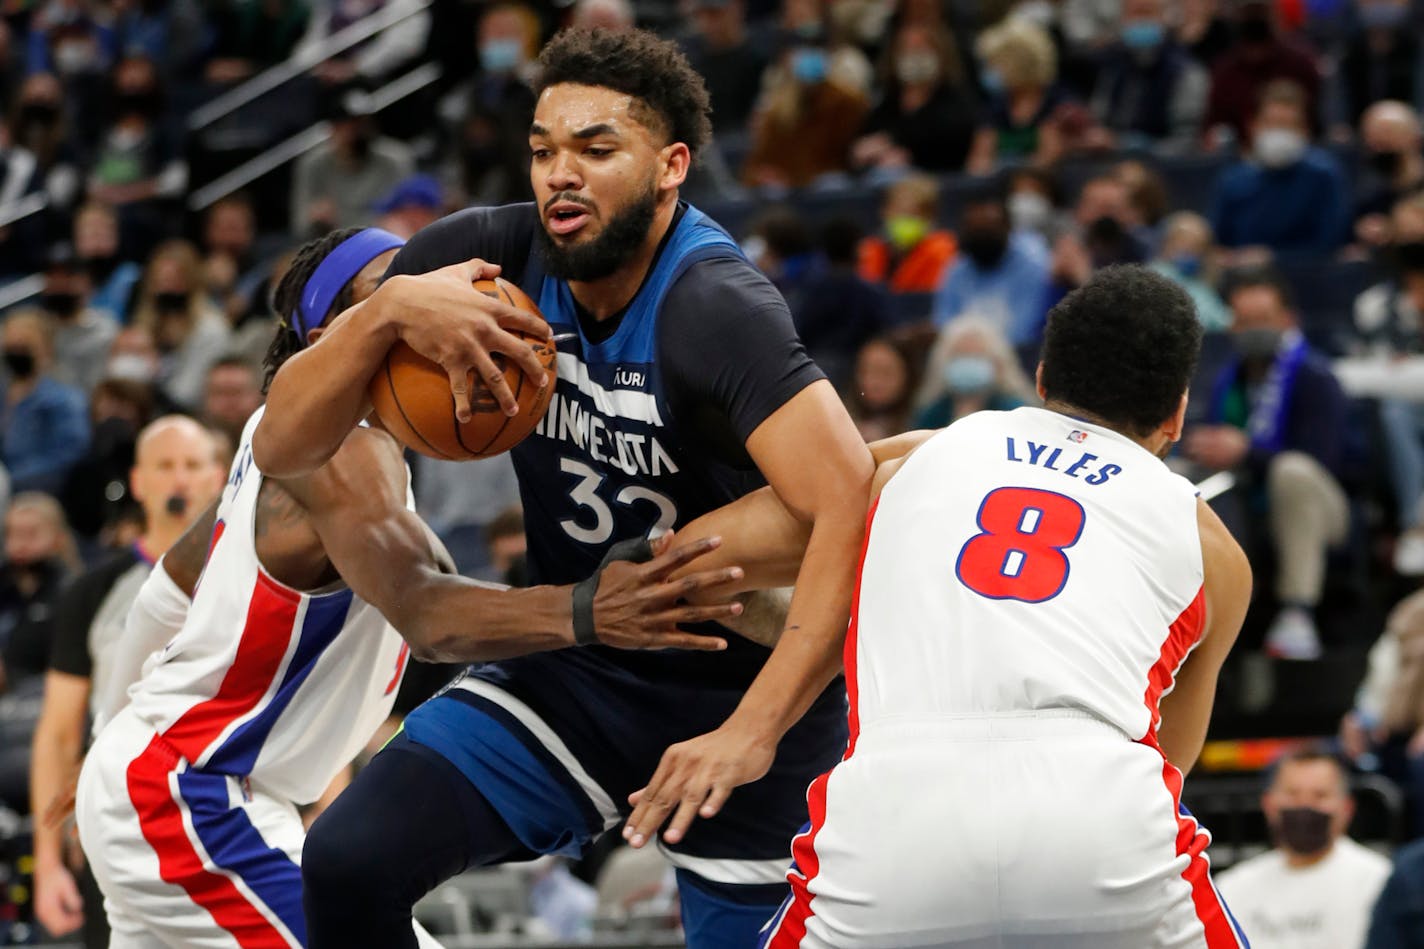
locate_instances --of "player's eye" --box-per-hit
[531,147,551,160]
[585,147,613,158]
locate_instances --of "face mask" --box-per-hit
[962,230,1009,269]
[980,67,1005,95]
[1169,253,1203,279]
[886,214,931,251]
[1395,240,1424,273]
[943,355,996,394]
[3,349,36,378]
[791,48,828,84]
[54,41,90,75]
[1121,20,1165,51]
[19,102,59,128]
[896,51,940,86]
[115,89,158,117]
[82,253,118,282]
[109,126,144,151]
[1273,806,1333,856]
[1360,3,1408,28]
[165,494,188,517]
[480,38,524,73]
[1370,149,1404,178]
[154,291,188,314]
[1008,191,1051,233]
[41,292,81,317]
[1012,0,1055,28]
[1254,128,1307,169]
[106,353,154,382]
[349,128,373,159]
[1233,326,1283,359]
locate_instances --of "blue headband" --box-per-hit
[295,228,406,340]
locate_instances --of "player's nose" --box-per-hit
[545,151,583,192]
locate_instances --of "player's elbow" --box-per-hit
[251,415,312,480]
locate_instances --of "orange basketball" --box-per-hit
[368,277,557,460]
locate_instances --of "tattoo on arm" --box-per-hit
[254,479,309,539]
[163,500,221,597]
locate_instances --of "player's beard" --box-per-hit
[537,180,658,282]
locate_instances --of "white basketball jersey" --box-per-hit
[125,407,411,805]
[852,407,1205,745]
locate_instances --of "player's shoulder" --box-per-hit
[664,253,788,326]
[389,203,539,279]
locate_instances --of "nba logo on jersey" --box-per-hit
[1068,430,1089,443]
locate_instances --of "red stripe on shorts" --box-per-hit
[125,736,293,948]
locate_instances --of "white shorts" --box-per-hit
[76,707,442,948]
[758,712,1250,949]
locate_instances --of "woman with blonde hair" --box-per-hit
[130,241,231,411]
[912,315,1037,428]
[966,15,1068,172]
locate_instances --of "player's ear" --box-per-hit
[129,465,147,505]
[1163,392,1189,443]
[1034,363,1046,401]
[659,142,691,192]
[305,326,326,347]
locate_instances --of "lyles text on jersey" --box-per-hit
[1005,437,1121,485]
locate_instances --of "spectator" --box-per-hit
[485,505,527,587]
[130,241,231,411]
[206,0,313,86]
[968,15,1067,171]
[293,0,431,87]
[373,174,444,240]
[37,245,119,395]
[742,205,822,312]
[795,218,889,390]
[0,311,89,496]
[1149,211,1232,331]
[61,376,159,542]
[291,85,415,234]
[1176,0,1234,71]
[1204,0,1321,147]
[107,0,208,82]
[7,70,80,205]
[1335,0,1422,129]
[1089,0,1207,151]
[1216,749,1391,949]
[857,173,957,293]
[683,0,767,136]
[845,335,920,442]
[22,0,111,95]
[201,356,263,449]
[911,316,1035,428]
[742,27,869,189]
[1005,165,1067,243]
[768,0,874,95]
[0,492,79,696]
[1115,159,1171,234]
[1355,101,1424,248]
[851,22,980,174]
[571,0,634,30]
[1183,269,1349,659]
[1046,174,1152,303]
[72,202,140,324]
[201,193,268,330]
[932,187,1050,348]
[1366,837,1424,949]
[1210,79,1350,258]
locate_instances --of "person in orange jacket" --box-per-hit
[858,173,958,293]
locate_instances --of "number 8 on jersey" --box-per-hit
[955,486,1086,603]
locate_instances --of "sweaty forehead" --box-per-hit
[533,83,663,142]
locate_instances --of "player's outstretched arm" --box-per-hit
[625,380,873,847]
[283,428,748,662]
[252,258,551,479]
[1155,499,1252,776]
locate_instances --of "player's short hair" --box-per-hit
[534,28,713,159]
[265,227,363,394]
[1040,265,1201,439]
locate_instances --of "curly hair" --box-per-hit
[534,28,713,159]
[263,227,364,393]
[1040,265,1202,438]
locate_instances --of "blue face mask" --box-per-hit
[943,355,996,394]
[791,47,828,84]
[481,38,524,73]
[980,66,1005,94]
[1170,254,1202,279]
[1121,20,1165,50]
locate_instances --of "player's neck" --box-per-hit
[567,198,679,320]
[1042,399,1169,458]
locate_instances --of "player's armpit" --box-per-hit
[1156,499,1252,776]
[161,499,221,597]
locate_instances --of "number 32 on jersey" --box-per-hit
[955,486,1086,603]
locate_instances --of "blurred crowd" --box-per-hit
[6,0,1424,943]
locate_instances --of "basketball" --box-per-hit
[368,277,557,460]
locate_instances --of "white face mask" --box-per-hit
[1254,128,1307,169]
[106,353,155,382]
[1012,0,1055,28]
[1008,191,1052,233]
[53,41,90,76]
[896,51,940,86]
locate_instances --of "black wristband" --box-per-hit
[571,535,656,646]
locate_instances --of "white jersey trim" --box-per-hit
[657,845,791,886]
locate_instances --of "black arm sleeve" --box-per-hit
[659,256,826,468]
[384,203,540,282]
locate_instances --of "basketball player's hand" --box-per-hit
[384,258,552,421]
[593,532,745,650]
[33,860,84,936]
[623,725,775,848]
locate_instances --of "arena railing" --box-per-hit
[186,0,434,134]
[187,61,442,213]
